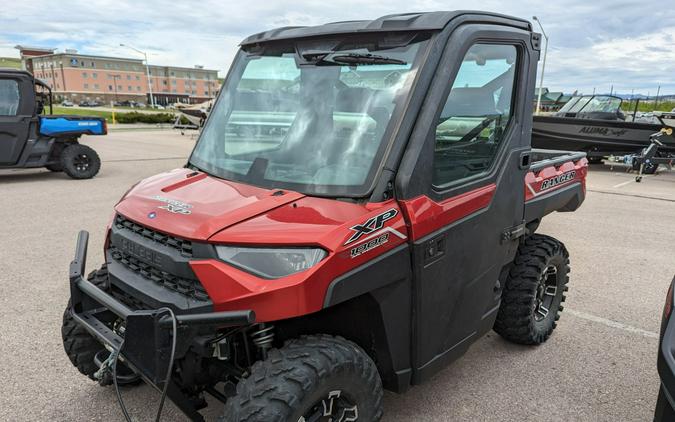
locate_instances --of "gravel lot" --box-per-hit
[1,129,674,421]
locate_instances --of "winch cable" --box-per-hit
[111,307,178,422]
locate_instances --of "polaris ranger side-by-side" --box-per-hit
[0,69,105,179]
[62,11,587,421]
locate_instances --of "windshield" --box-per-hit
[189,34,429,196]
[558,95,621,113]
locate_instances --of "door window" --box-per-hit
[433,44,518,187]
[0,79,20,116]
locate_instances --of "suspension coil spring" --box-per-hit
[250,324,275,355]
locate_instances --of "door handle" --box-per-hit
[423,234,446,265]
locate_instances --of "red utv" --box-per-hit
[62,10,587,421]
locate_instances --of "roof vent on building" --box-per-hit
[65,49,78,54]
[194,65,204,69]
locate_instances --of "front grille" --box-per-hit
[110,246,209,302]
[111,285,147,310]
[115,215,193,258]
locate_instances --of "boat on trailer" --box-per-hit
[531,95,675,160]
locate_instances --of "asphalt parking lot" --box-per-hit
[1,129,674,421]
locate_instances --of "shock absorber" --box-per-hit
[250,323,275,360]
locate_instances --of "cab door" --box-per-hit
[0,74,34,165]
[395,25,538,383]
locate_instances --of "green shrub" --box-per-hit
[114,111,176,124]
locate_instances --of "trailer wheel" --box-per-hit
[61,144,100,179]
[220,335,383,422]
[494,234,570,345]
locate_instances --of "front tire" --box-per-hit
[494,234,570,345]
[221,335,383,422]
[61,144,101,179]
[62,266,110,380]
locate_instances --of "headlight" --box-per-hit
[216,246,327,279]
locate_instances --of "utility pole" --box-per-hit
[120,43,155,108]
[655,85,661,107]
[532,16,548,115]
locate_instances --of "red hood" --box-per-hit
[115,169,378,247]
[115,169,305,240]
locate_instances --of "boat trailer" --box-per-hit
[633,127,675,182]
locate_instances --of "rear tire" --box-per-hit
[62,265,110,380]
[494,234,570,345]
[61,144,100,179]
[221,335,383,422]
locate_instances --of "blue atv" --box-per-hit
[0,69,106,179]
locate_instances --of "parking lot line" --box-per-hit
[612,179,634,188]
[566,308,659,339]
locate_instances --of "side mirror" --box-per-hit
[36,100,44,115]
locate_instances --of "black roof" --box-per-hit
[241,10,531,46]
[0,68,32,77]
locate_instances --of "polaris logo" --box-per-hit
[153,195,192,215]
[344,209,398,245]
[540,171,576,191]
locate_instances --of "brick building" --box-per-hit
[16,46,219,105]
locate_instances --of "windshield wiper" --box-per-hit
[330,53,406,65]
[302,51,406,66]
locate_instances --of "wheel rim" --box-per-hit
[298,390,359,422]
[73,153,91,172]
[534,265,558,322]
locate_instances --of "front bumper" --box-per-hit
[68,230,255,385]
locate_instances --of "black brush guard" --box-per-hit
[68,230,255,421]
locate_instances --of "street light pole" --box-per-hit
[533,16,549,116]
[120,43,155,108]
[111,74,120,125]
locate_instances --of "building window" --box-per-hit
[108,85,113,91]
[126,74,131,80]
[84,83,89,89]
[82,72,88,78]
[92,72,97,79]
[204,91,208,96]
[94,84,100,90]
[171,80,176,85]
[163,80,167,85]
[91,61,95,67]
[118,85,122,90]
[136,86,141,91]
[128,86,132,91]
[135,75,140,81]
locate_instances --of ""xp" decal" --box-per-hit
[344,209,398,245]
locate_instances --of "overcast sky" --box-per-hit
[2,0,673,95]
